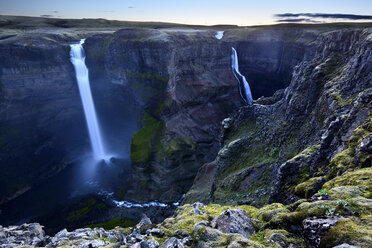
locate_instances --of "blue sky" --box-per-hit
[0,0,371,25]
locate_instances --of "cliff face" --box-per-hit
[83,27,320,203]
[0,35,83,202]
[0,24,355,206]
[185,28,372,207]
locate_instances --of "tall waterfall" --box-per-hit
[231,47,253,105]
[70,39,106,160]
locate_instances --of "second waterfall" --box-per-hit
[231,47,253,105]
[70,39,106,160]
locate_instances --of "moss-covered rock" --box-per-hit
[194,223,262,248]
[130,112,164,164]
[320,218,372,248]
[289,145,320,162]
[323,167,372,199]
[250,229,305,248]
[294,176,326,198]
[267,197,370,229]
[328,117,371,178]
[253,203,290,223]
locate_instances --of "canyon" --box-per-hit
[0,16,371,247]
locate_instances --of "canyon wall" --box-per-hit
[0,25,327,204]
[185,28,372,207]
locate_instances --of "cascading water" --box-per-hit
[70,39,106,160]
[231,47,253,105]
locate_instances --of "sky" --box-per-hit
[0,0,372,26]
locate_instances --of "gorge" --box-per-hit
[0,16,371,248]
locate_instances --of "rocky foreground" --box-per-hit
[1,195,371,248]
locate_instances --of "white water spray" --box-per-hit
[231,47,253,105]
[70,39,106,160]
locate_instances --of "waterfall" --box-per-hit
[70,39,106,160]
[215,31,224,39]
[231,47,253,105]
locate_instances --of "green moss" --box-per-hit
[289,144,320,162]
[85,217,134,230]
[315,54,345,83]
[268,197,371,229]
[218,143,279,181]
[330,90,354,106]
[320,218,372,248]
[225,120,256,145]
[323,168,372,199]
[66,198,106,223]
[130,112,164,164]
[268,201,331,227]
[183,138,196,149]
[327,114,371,178]
[158,204,257,237]
[294,176,324,198]
[156,135,195,160]
[253,203,290,223]
[250,229,305,247]
[127,72,168,103]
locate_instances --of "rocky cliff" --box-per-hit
[0,25,320,205]
[185,27,372,206]
[83,26,322,203]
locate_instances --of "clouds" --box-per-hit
[274,13,372,23]
[276,18,320,23]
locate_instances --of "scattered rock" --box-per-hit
[132,240,151,248]
[78,239,107,248]
[147,238,160,248]
[192,202,205,215]
[302,216,341,248]
[310,193,334,202]
[211,208,255,239]
[0,223,45,248]
[159,237,184,248]
[332,243,362,248]
[146,228,164,237]
[139,214,153,226]
[268,232,288,247]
